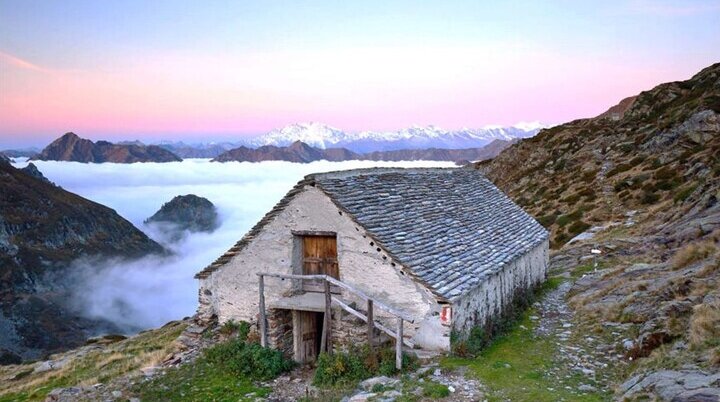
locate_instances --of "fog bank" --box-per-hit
[22,159,454,331]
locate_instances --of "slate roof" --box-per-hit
[196,167,548,301]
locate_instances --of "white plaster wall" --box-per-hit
[198,186,447,349]
[451,239,549,335]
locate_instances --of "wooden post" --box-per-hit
[367,299,374,351]
[396,317,403,370]
[258,275,267,347]
[323,279,332,354]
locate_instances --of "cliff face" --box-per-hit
[0,162,165,361]
[32,133,182,163]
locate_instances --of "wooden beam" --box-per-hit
[324,280,332,354]
[367,299,374,351]
[331,297,415,348]
[396,318,403,370]
[258,275,267,347]
[257,272,414,322]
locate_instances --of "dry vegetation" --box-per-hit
[0,321,187,402]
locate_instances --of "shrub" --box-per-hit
[568,220,591,235]
[537,214,557,227]
[204,335,294,380]
[607,163,632,177]
[219,319,249,337]
[639,190,660,205]
[581,170,598,182]
[671,241,717,270]
[689,303,720,348]
[654,166,677,181]
[422,382,451,398]
[313,346,417,387]
[674,184,698,203]
[452,326,489,358]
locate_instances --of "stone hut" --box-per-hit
[195,168,549,362]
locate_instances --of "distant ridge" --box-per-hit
[213,139,515,163]
[32,133,182,163]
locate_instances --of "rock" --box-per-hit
[20,163,53,184]
[145,194,220,240]
[359,376,399,391]
[448,385,456,393]
[111,390,122,398]
[620,370,720,401]
[578,384,597,392]
[348,392,377,402]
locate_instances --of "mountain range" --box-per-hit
[212,138,516,163]
[241,122,542,153]
[31,133,182,163]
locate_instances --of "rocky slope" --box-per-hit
[478,62,720,400]
[0,162,165,362]
[32,133,182,163]
[145,195,219,241]
[213,139,511,163]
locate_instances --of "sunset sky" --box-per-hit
[1,0,719,148]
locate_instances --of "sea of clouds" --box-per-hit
[13,159,454,332]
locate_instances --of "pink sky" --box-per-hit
[1,0,719,147]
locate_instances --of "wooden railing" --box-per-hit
[257,272,414,369]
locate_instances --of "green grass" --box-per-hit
[132,357,269,402]
[442,308,610,402]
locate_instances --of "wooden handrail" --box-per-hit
[257,272,414,323]
[257,272,412,369]
[332,296,414,348]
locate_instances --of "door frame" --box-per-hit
[292,310,324,363]
[291,230,340,293]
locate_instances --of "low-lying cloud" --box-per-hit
[20,159,454,332]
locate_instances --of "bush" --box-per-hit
[537,214,557,228]
[313,346,417,387]
[654,166,677,180]
[674,184,698,203]
[422,381,451,398]
[452,326,489,358]
[204,334,294,380]
[671,241,717,270]
[219,319,249,337]
[689,303,720,348]
[639,190,660,205]
[568,220,591,235]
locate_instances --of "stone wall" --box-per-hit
[450,239,549,337]
[267,308,293,358]
[197,186,444,349]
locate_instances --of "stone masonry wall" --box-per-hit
[451,239,549,336]
[267,308,293,358]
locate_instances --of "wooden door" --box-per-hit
[295,311,322,363]
[302,235,339,292]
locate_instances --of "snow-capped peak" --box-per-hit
[246,122,545,152]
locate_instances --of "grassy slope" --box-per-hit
[442,278,612,402]
[0,321,186,402]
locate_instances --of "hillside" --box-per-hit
[32,133,182,163]
[0,162,165,362]
[478,62,720,399]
